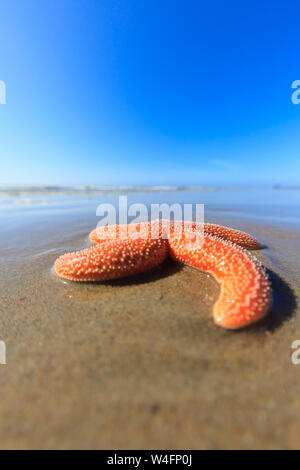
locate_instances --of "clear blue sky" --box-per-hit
[0,0,299,186]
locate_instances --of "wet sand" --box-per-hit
[0,195,299,449]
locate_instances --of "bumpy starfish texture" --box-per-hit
[168,233,271,329]
[55,237,168,282]
[54,221,271,329]
[89,221,262,250]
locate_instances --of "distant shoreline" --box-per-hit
[1,184,300,196]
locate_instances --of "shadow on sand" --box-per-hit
[250,268,297,333]
[108,262,297,332]
[104,258,183,287]
[69,256,297,332]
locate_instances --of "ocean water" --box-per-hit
[0,186,300,230]
[1,186,299,285]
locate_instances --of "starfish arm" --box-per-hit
[203,223,262,249]
[89,222,153,243]
[56,222,271,329]
[168,234,271,329]
[54,237,168,282]
[89,221,262,250]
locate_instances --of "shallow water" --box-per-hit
[1,188,299,281]
[0,189,299,449]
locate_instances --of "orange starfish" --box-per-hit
[54,221,271,329]
[168,231,271,329]
[89,221,263,249]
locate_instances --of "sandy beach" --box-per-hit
[0,188,299,449]
[2,0,299,453]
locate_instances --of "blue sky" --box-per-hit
[0,0,299,186]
